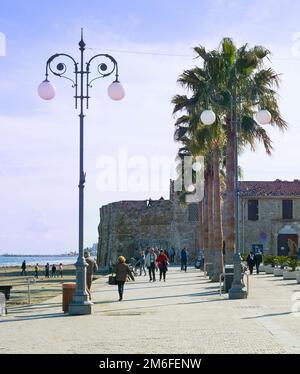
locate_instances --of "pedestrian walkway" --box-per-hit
[1,267,300,354]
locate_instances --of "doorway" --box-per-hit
[277,234,298,256]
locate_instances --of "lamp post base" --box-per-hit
[68,256,93,315]
[69,300,93,315]
[228,253,248,300]
[228,286,247,299]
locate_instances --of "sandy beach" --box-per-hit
[0,265,77,307]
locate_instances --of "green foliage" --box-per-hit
[240,253,249,262]
[286,257,299,272]
[263,255,276,267]
[274,256,289,269]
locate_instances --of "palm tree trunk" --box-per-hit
[225,125,235,264]
[207,164,214,276]
[211,148,224,281]
[203,172,209,265]
[198,199,204,250]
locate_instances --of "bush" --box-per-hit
[263,255,276,267]
[274,256,289,269]
[286,257,299,272]
[240,253,249,262]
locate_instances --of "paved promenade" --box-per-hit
[1,267,300,354]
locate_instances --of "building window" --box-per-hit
[188,203,199,222]
[282,200,293,219]
[248,200,258,221]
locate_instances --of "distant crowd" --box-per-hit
[21,260,64,278]
[111,247,189,301]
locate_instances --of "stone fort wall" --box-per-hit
[97,194,200,266]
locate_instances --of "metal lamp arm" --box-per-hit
[45,53,78,87]
[86,53,119,87]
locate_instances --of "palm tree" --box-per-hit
[173,101,225,280]
[173,38,287,267]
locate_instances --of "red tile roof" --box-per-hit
[239,180,300,197]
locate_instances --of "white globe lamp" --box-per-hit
[187,185,195,193]
[108,81,125,101]
[255,109,272,125]
[38,80,56,100]
[200,110,216,126]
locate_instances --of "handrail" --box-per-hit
[204,262,213,277]
[0,276,36,305]
[244,272,249,297]
[219,273,224,296]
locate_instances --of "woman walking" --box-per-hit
[115,256,135,301]
[156,250,169,282]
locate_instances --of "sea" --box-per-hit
[0,255,78,268]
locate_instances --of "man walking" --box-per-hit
[247,251,256,275]
[255,250,263,274]
[181,248,188,272]
[145,248,157,282]
[138,251,147,276]
[84,251,98,300]
[21,260,27,276]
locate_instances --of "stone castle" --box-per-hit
[97,179,300,266]
[97,181,200,266]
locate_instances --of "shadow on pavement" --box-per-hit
[93,290,220,305]
[0,312,67,323]
[242,311,293,319]
[96,297,226,315]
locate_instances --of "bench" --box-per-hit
[0,285,12,301]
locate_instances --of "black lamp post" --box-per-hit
[38,30,125,315]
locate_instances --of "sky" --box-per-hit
[0,0,300,254]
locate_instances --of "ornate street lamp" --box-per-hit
[38,30,125,315]
[200,102,271,299]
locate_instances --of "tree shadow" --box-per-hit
[242,311,293,319]
[0,312,68,323]
[96,297,226,315]
[93,290,220,305]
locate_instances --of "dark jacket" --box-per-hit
[255,253,263,265]
[181,250,187,262]
[247,254,256,267]
[116,263,135,282]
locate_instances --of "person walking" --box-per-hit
[156,250,169,282]
[247,252,256,275]
[181,248,188,272]
[51,264,57,278]
[45,263,50,278]
[59,263,63,278]
[84,251,98,300]
[145,248,157,282]
[21,260,27,276]
[138,251,147,276]
[34,263,39,278]
[115,256,135,301]
[254,250,263,274]
[169,247,175,264]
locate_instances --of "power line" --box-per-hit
[87,46,300,61]
[87,47,192,58]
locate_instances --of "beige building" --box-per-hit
[239,180,300,256]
